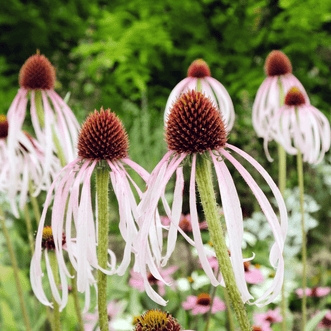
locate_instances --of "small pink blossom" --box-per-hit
[244,262,264,284]
[129,266,178,296]
[182,293,226,315]
[254,307,283,326]
[161,214,207,232]
[296,286,331,298]
[318,310,331,329]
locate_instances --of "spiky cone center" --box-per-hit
[265,50,292,76]
[134,309,182,331]
[19,54,56,90]
[0,115,8,139]
[196,293,211,306]
[166,90,227,154]
[321,315,331,327]
[187,59,211,78]
[77,107,128,161]
[284,87,306,106]
[41,226,66,250]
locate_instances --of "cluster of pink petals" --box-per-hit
[164,77,235,131]
[296,286,331,298]
[263,100,330,164]
[84,300,125,331]
[161,213,208,232]
[253,73,309,138]
[137,144,287,306]
[207,256,264,284]
[317,310,331,329]
[0,124,60,217]
[8,88,80,171]
[129,265,178,296]
[182,295,226,315]
[31,156,150,310]
[254,307,283,327]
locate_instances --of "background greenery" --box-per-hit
[0,0,331,330]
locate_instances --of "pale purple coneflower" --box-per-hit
[31,107,151,310]
[164,59,235,131]
[137,90,287,307]
[0,115,60,217]
[182,293,226,315]
[133,309,193,331]
[263,86,330,164]
[7,52,80,177]
[253,50,309,138]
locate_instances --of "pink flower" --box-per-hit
[254,307,283,326]
[137,90,287,306]
[84,300,125,331]
[253,50,309,138]
[164,59,235,131]
[8,53,79,175]
[129,265,178,296]
[206,257,264,284]
[31,108,150,310]
[318,310,331,329]
[296,286,331,298]
[182,293,226,315]
[161,214,207,232]
[244,261,264,284]
[264,87,330,164]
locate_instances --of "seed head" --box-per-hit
[77,107,128,161]
[265,50,292,77]
[0,115,8,139]
[252,326,262,331]
[196,293,211,306]
[244,261,251,272]
[134,309,182,331]
[284,87,306,106]
[41,226,66,250]
[166,90,227,154]
[19,53,56,90]
[187,59,211,78]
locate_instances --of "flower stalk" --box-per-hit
[0,204,32,331]
[29,180,41,225]
[24,204,35,254]
[297,147,306,331]
[195,155,251,331]
[96,163,110,331]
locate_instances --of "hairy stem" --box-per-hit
[96,165,110,331]
[195,156,251,331]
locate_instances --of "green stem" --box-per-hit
[297,148,306,331]
[197,79,202,92]
[278,144,287,331]
[195,156,251,331]
[35,90,45,127]
[29,181,41,225]
[96,165,110,331]
[46,306,56,331]
[49,251,61,331]
[224,288,236,331]
[70,264,85,330]
[24,204,35,254]
[0,205,32,331]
